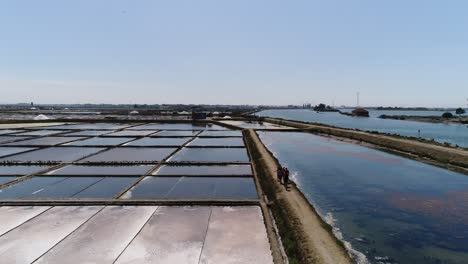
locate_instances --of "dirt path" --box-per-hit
[247,129,352,264]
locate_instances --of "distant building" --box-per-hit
[352,108,369,117]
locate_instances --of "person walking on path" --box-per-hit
[283,167,290,190]
[276,166,283,183]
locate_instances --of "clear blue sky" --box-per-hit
[1,0,467,107]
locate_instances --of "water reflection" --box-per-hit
[257,109,468,147]
[259,131,468,264]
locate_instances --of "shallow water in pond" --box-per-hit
[130,123,227,130]
[4,173,136,200]
[153,130,200,137]
[15,130,67,136]
[257,109,468,147]
[199,130,243,137]
[122,176,257,199]
[3,137,85,146]
[0,136,30,144]
[154,165,252,175]
[0,177,68,199]
[105,130,158,137]
[170,148,250,163]
[0,130,25,135]
[189,138,245,147]
[49,165,151,175]
[125,137,191,146]
[81,147,176,163]
[66,137,135,146]
[0,165,50,175]
[0,177,16,185]
[0,147,36,158]
[43,124,132,130]
[63,130,112,137]
[72,177,138,199]
[0,147,104,163]
[259,131,468,264]
[21,177,104,199]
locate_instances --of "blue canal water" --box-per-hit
[259,131,468,264]
[257,109,468,148]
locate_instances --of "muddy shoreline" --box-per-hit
[379,114,468,125]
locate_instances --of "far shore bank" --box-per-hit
[378,114,468,125]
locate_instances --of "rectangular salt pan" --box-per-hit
[21,177,104,199]
[0,147,105,163]
[105,130,159,137]
[170,148,250,163]
[0,177,16,185]
[154,165,252,176]
[199,130,243,137]
[0,206,273,264]
[63,130,112,136]
[3,137,86,146]
[166,177,258,199]
[14,130,67,136]
[199,206,273,264]
[0,206,101,264]
[66,137,135,146]
[115,206,211,264]
[122,177,258,199]
[0,177,67,199]
[0,130,26,135]
[153,130,200,137]
[0,206,50,236]
[0,147,36,158]
[49,165,152,175]
[35,206,157,264]
[189,137,245,147]
[130,123,227,130]
[0,165,50,175]
[73,177,138,199]
[42,124,133,130]
[125,137,192,146]
[81,147,176,163]
[0,136,29,144]
[121,177,179,199]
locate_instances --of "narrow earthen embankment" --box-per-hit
[265,118,468,170]
[244,129,352,264]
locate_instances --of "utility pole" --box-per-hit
[356,92,360,107]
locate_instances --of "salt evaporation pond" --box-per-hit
[257,109,468,148]
[259,131,468,264]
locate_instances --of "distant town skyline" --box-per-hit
[1,1,467,107]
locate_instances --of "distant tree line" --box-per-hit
[313,103,338,112]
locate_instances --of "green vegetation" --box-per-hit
[313,103,338,112]
[442,112,453,118]
[456,107,466,116]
